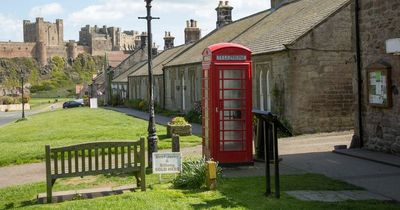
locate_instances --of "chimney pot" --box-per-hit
[225,1,229,6]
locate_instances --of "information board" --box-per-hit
[367,67,392,108]
[152,152,182,174]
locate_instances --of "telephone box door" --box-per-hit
[215,65,252,163]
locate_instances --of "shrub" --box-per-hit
[138,100,148,111]
[185,110,202,124]
[171,117,188,125]
[17,95,30,103]
[173,158,221,189]
[0,96,16,105]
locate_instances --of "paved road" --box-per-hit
[0,103,62,127]
[105,107,202,135]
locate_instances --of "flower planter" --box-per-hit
[167,123,192,137]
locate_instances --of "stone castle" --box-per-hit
[0,17,140,66]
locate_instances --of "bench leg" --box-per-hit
[46,178,53,203]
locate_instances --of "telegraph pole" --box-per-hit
[139,0,159,168]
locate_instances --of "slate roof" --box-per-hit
[112,61,147,83]
[111,48,148,83]
[165,0,350,67]
[166,10,269,67]
[131,44,191,77]
[244,0,351,54]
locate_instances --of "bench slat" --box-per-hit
[108,147,112,170]
[54,152,58,175]
[75,150,79,173]
[88,149,92,171]
[68,151,72,174]
[61,152,65,174]
[51,141,140,152]
[121,146,125,169]
[128,146,132,167]
[81,149,85,172]
[95,148,99,171]
[50,167,141,179]
[134,145,138,167]
[101,148,105,170]
[114,147,118,169]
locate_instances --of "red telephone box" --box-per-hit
[202,43,253,165]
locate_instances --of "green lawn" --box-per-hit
[0,173,398,210]
[0,107,201,166]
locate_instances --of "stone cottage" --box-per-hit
[159,0,354,134]
[352,0,400,154]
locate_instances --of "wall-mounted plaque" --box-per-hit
[367,62,392,108]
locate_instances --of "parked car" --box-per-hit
[63,101,84,109]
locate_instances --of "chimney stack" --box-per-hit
[216,0,233,29]
[152,42,158,56]
[164,31,175,50]
[271,0,296,10]
[184,19,201,44]
[140,32,147,49]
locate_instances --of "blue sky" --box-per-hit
[0,0,270,48]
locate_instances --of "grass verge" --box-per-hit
[0,173,398,210]
[0,107,201,166]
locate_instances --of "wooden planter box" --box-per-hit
[167,123,192,137]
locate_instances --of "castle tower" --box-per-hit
[56,19,64,45]
[216,1,233,29]
[184,19,201,44]
[67,40,78,61]
[164,31,175,50]
[36,41,47,66]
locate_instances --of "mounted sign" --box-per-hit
[386,38,400,55]
[216,55,247,61]
[152,152,182,174]
[367,62,392,108]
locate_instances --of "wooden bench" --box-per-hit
[45,138,146,203]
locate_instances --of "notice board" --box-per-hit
[367,62,392,108]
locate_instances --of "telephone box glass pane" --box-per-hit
[223,142,243,151]
[223,70,242,79]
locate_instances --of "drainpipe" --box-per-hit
[353,0,364,148]
[162,67,166,109]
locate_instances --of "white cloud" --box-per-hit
[0,14,23,42]
[63,0,270,45]
[29,3,64,18]
[68,0,143,25]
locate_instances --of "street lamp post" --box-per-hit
[139,0,160,168]
[20,69,25,119]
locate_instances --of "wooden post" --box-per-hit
[140,137,146,191]
[206,161,217,190]
[172,134,180,152]
[45,145,52,203]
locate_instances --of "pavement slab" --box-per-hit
[286,190,392,202]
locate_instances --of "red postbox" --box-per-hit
[202,43,253,165]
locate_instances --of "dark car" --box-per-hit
[63,101,84,109]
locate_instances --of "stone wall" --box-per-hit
[128,75,164,107]
[285,3,354,134]
[164,64,202,111]
[356,0,400,154]
[0,42,36,58]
